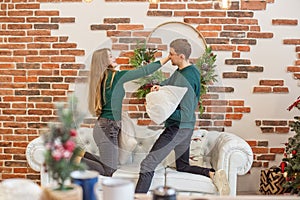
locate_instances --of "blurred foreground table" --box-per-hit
[95,189,299,200]
[133,193,299,200]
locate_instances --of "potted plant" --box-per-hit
[41,95,86,199]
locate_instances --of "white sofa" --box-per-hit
[26,113,253,196]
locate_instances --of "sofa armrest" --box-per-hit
[209,131,253,196]
[26,136,50,186]
[26,137,45,172]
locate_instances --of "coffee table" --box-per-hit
[99,193,299,200]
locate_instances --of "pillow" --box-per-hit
[118,112,138,165]
[145,85,188,125]
[164,129,210,169]
[190,129,220,168]
[163,129,213,169]
[189,129,206,167]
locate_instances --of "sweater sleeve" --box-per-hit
[118,61,162,83]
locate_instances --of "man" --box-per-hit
[135,39,230,195]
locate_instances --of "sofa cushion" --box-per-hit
[145,86,187,125]
[189,129,219,168]
[113,163,165,191]
[163,129,219,169]
[77,113,139,165]
[77,127,99,155]
[131,126,163,165]
[119,112,138,164]
[165,168,217,194]
[119,135,138,165]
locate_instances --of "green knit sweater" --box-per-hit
[162,64,201,129]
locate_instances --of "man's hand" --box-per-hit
[151,85,160,92]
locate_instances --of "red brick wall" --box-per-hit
[0,0,299,185]
[0,1,85,182]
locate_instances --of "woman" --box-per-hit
[81,48,170,176]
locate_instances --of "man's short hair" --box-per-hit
[170,39,192,59]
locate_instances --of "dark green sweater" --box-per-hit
[161,64,200,129]
[100,61,162,121]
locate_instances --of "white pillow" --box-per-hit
[119,112,138,165]
[163,129,212,169]
[145,86,188,125]
[190,129,220,168]
[189,129,206,167]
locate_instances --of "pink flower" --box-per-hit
[63,150,72,159]
[64,140,75,152]
[52,150,63,161]
[70,129,77,137]
[54,138,62,147]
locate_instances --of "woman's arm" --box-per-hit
[118,56,170,83]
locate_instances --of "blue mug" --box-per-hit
[71,170,99,200]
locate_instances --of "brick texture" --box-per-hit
[0,0,86,184]
[0,0,299,185]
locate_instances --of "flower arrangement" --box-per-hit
[42,95,86,191]
[130,42,166,98]
[130,42,158,67]
[281,96,300,195]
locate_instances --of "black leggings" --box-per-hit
[81,152,116,177]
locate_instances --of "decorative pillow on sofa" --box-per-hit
[189,129,206,167]
[119,112,138,165]
[163,129,218,169]
[190,129,220,168]
[145,86,188,125]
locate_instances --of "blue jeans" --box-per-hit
[135,125,212,193]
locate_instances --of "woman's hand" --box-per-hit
[160,55,171,65]
[151,85,160,92]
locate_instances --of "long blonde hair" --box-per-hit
[88,48,114,116]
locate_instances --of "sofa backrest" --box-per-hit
[162,129,221,168]
[77,117,222,170]
[76,113,163,166]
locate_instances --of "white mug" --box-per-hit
[101,178,134,200]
